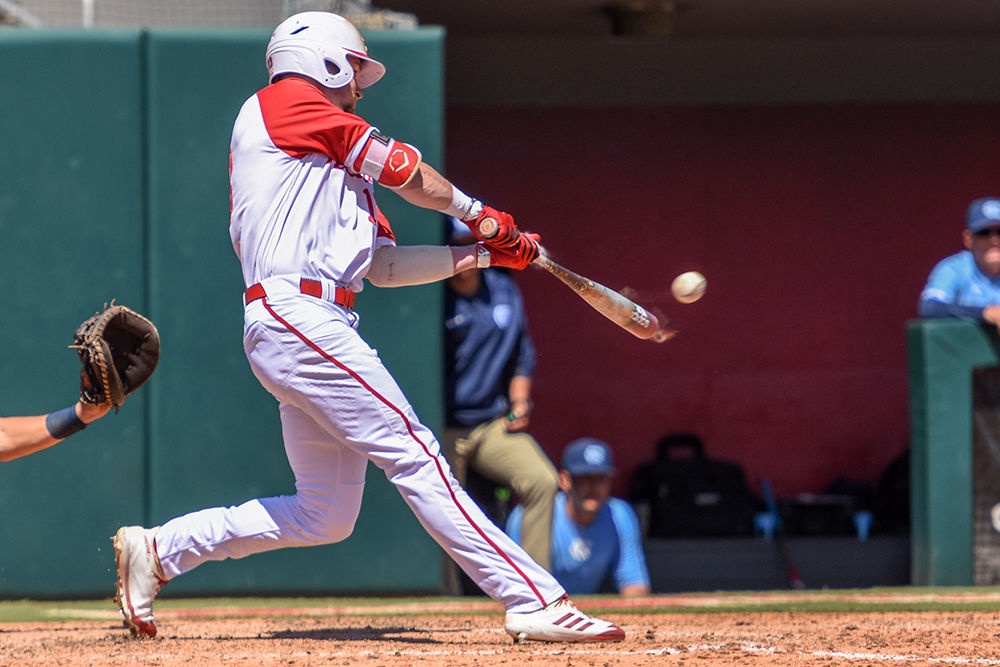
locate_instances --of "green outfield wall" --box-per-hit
[0,27,445,597]
[907,318,1000,586]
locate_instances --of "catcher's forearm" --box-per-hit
[0,414,56,462]
[0,404,84,462]
[0,402,111,461]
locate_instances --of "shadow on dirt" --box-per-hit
[265,625,447,644]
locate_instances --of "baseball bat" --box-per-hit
[478,216,667,341]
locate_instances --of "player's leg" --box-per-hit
[155,404,368,576]
[439,425,475,595]
[113,402,367,637]
[262,300,622,639]
[326,376,622,641]
[256,298,560,611]
[469,419,558,572]
[320,365,561,610]
[112,299,370,637]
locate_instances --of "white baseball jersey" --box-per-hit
[229,77,396,292]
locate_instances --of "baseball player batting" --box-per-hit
[110,11,624,644]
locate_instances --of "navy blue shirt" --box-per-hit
[445,269,536,427]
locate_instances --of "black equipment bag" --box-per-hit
[630,433,758,538]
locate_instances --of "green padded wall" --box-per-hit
[0,31,147,596]
[971,367,1000,584]
[907,318,1000,585]
[0,26,446,597]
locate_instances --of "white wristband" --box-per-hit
[443,186,482,222]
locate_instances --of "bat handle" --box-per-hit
[477,216,499,239]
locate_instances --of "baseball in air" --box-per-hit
[671,271,707,304]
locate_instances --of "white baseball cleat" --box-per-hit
[111,525,167,638]
[504,595,626,643]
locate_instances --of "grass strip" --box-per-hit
[2,587,1000,623]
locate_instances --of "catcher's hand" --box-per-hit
[71,303,160,408]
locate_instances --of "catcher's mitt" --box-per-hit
[71,303,160,408]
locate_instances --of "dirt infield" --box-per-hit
[3,599,1000,666]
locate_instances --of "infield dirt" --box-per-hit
[3,609,1000,665]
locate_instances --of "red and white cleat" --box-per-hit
[504,595,626,643]
[111,525,166,638]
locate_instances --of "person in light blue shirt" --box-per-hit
[507,437,651,597]
[920,197,1000,329]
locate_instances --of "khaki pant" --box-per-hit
[442,418,558,592]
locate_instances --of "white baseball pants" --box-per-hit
[153,277,563,612]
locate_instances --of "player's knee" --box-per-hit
[297,509,357,544]
[317,518,357,543]
[292,490,361,544]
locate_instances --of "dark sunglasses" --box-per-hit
[973,228,1000,239]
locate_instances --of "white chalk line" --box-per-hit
[679,642,1000,665]
[809,650,1000,665]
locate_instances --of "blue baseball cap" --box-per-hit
[561,438,616,476]
[967,198,1000,232]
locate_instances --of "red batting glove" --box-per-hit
[482,233,541,270]
[467,204,520,249]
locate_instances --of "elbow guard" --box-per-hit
[352,129,421,187]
